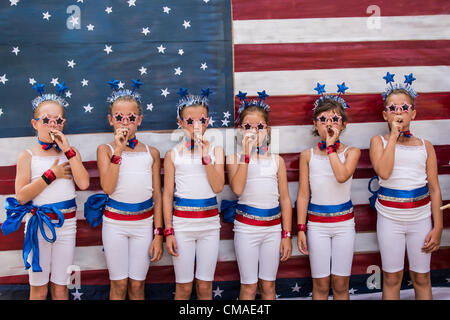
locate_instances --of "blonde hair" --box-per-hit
[33,100,66,119]
[109,95,142,114]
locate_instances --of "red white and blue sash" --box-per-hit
[368,176,430,210]
[307,200,354,223]
[104,197,154,221]
[235,204,281,226]
[377,186,430,209]
[84,194,153,226]
[173,196,219,218]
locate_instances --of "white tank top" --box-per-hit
[27,149,76,206]
[106,144,153,203]
[173,146,217,199]
[104,144,154,226]
[25,150,77,229]
[375,135,431,221]
[234,153,281,233]
[308,147,355,229]
[172,145,220,231]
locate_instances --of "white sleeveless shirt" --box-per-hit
[375,135,431,221]
[234,153,281,233]
[104,144,154,226]
[172,145,220,231]
[308,147,355,229]
[25,150,77,230]
[27,149,76,206]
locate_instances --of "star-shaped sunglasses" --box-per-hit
[182,115,209,126]
[241,121,268,131]
[112,112,139,123]
[315,114,342,124]
[385,103,414,113]
[34,114,66,126]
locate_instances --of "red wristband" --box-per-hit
[153,227,164,236]
[202,155,212,165]
[298,224,307,233]
[163,227,175,237]
[282,230,292,238]
[326,145,337,154]
[42,169,56,184]
[240,154,250,164]
[110,155,122,165]
[64,148,76,160]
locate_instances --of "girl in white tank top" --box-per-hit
[163,88,225,300]
[84,81,163,300]
[225,91,292,300]
[296,84,361,300]
[369,73,443,300]
[2,82,90,300]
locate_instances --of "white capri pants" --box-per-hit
[102,217,153,281]
[307,222,355,279]
[172,228,220,283]
[377,214,432,273]
[26,218,77,287]
[234,231,281,284]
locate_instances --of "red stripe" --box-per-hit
[103,209,153,221]
[173,208,218,218]
[235,40,450,72]
[232,0,450,20]
[378,197,430,209]
[1,248,449,285]
[235,92,450,127]
[307,212,355,223]
[235,214,281,226]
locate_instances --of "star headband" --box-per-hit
[313,82,350,111]
[176,88,211,118]
[107,78,143,104]
[381,72,418,101]
[236,90,270,115]
[31,81,69,110]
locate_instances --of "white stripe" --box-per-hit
[1,229,449,277]
[0,120,449,166]
[234,66,450,95]
[233,15,450,44]
[2,174,449,222]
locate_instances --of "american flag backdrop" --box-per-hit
[0,0,449,300]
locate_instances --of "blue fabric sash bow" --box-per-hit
[84,193,108,228]
[368,176,380,210]
[1,197,69,272]
[220,199,238,222]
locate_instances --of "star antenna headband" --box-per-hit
[176,87,211,118]
[313,82,350,111]
[381,72,418,101]
[31,81,69,110]
[106,78,143,104]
